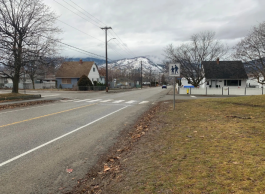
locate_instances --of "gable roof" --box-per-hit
[55,61,95,78]
[202,61,248,79]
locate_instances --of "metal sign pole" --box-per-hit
[173,78,175,110]
[169,63,181,111]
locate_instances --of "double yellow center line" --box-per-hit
[0,103,97,128]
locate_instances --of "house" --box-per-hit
[202,59,248,88]
[55,59,102,89]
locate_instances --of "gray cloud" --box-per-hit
[45,0,265,62]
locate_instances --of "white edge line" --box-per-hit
[0,106,128,167]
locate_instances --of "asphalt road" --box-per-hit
[0,87,176,194]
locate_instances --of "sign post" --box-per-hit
[169,63,181,110]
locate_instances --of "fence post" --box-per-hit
[178,86,180,94]
[245,87,246,95]
[262,87,264,95]
[206,87,207,95]
[228,87,229,95]
[190,87,191,95]
[222,87,223,95]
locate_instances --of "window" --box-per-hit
[93,68,95,72]
[224,80,239,86]
[62,78,71,84]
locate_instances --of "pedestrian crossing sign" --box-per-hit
[169,63,180,77]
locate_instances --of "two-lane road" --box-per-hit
[0,87,170,193]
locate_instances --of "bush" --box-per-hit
[93,81,98,86]
[78,75,93,91]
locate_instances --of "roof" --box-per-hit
[202,61,248,79]
[55,61,94,78]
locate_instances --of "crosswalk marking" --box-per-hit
[60,99,150,105]
[86,99,102,102]
[139,101,149,104]
[42,94,60,97]
[100,99,113,102]
[112,100,125,103]
[74,99,90,102]
[60,100,74,102]
[125,100,137,104]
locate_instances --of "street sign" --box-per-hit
[169,63,180,77]
[169,63,181,110]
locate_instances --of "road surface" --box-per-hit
[0,87,174,193]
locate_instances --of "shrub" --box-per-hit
[78,75,93,90]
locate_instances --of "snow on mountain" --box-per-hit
[105,56,163,73]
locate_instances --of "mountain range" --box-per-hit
[69,56,165,73]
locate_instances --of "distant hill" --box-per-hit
[69,56,165,73]
[67,57,106,65]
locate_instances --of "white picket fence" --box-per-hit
[179,87,264,96]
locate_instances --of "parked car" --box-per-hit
[162,85,167,89]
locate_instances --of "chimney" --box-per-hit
[216,57,219,64]
[79,59,83,64]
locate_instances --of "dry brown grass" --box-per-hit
[107,95,265,194]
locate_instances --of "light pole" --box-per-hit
[101,26,112,92]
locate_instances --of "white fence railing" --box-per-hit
[179,87,264,96]
[4,82,56,89]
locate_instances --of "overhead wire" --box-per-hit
[55,0,135,59]
[68,0,107,26]
[38,34,113,61]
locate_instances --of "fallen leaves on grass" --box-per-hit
[66,169,73,173]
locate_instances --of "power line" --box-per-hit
[54,0,136,59]
[38,34,112,61]
[54,0,101,28]
[69,0,107,26]
[56,19,103,43]
[54,0,128,58]
[110,30,137,57]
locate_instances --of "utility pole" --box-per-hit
[101,26,112,92]
[141,61,143,89]
[149,69,151,87]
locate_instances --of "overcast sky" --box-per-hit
[45,0,265,63]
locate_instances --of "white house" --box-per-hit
[202,59,248,88]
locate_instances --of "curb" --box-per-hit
[0,94,41,101]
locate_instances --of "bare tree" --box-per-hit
[234,21,265,85]
[0,0,61,93]
[164,31,228,87]
[26,56,64,89]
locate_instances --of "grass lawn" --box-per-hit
[0,93,31,98]
[108,95,265,193]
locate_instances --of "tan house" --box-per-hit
[55,59,103,88]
